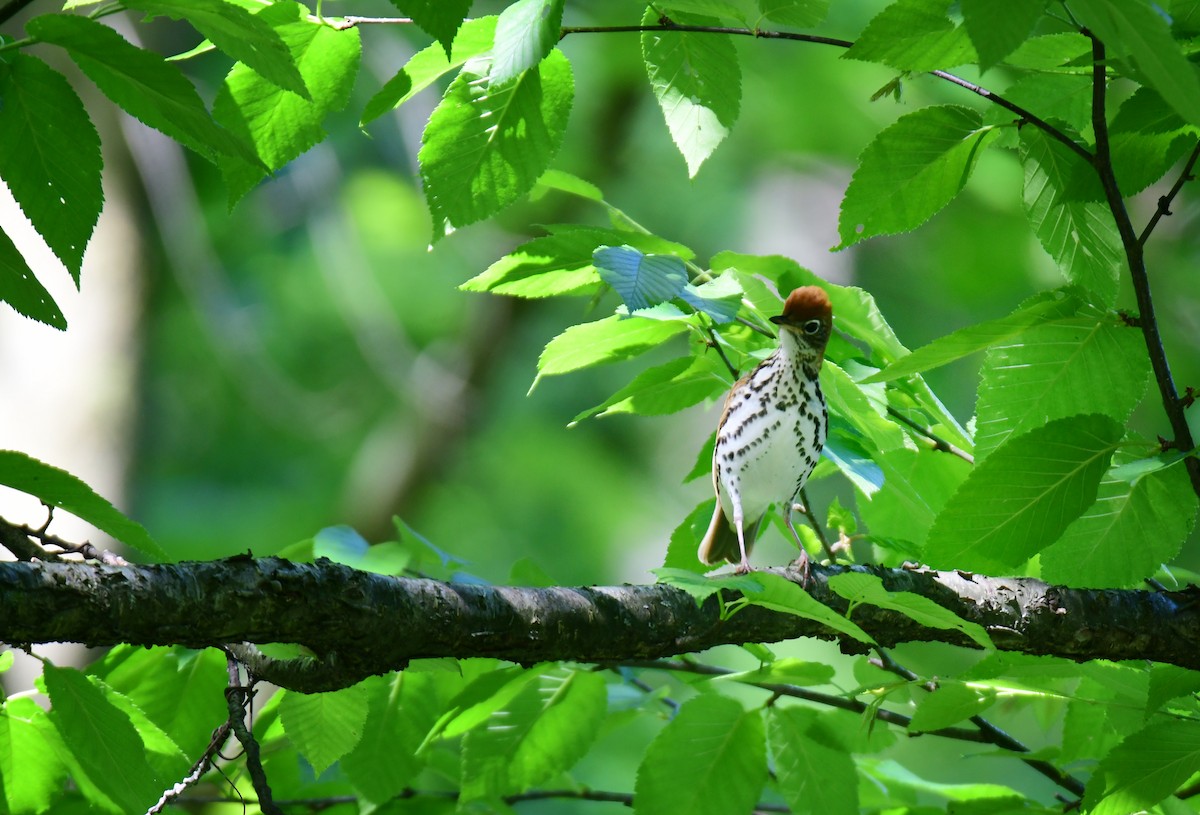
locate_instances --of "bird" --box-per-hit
[697,286,832,577]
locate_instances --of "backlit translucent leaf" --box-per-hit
[634,694,766,815]
[961,0,1046,69]
[1021,130,1123,305]
[746,572,874,644]
[279,683,369,774]
[571,354,728,423]
[924,414,1123,573]
[843,0,976,71]
[769,707,858,815]
[44,664,160,813]
[859,447,970,556]
[420,49,573,239]
[1041,456,1198,587]
[837,105,1000,249]
[907,684,997,732]
[973,316,1149,460]
[679,273,743,323]
[361,16,495,126]
[393,0,473,58]
[491,0,565,86]
[642,9,741,177]
[343,672,442,805]
[865,289,1081,383]
[126,0,307,97]
[0,450,164,559]
[823,362,907,454]
[828,572,993,648]
[0,54,101,285]
[663,498,715,572]
[28,14,252,164]
[0,697,66,814]
[594,245,688,311]
[756,0,829,27]
[535,314,692,380]
[1085,721,1200,815]
[214,1,361,204]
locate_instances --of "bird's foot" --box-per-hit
[733,558,754,575]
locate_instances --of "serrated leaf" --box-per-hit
[864,289,1082,383]
[1147,666,1200,717]
[745,572,875,643]
[572,354,728,424]
[463,226,693,299]
[924,414,1123,573]
[756,0,829,28]
[28,14,253,165]
[907,683,997,732]
[420,49,573,239]
[837,105,1000,249]
[823,362,906,454]
[1021,130,1123,305]
[279,683,369,775]
[679,272,743,323]
[961,0,1046,70]
[0,697,67,814]
[214,1,361,204]
[0,54,101,285]
[534,314,692,381]
[1040,456,1198,587]
[858,447,970,552]
[44,664,160,813]
[462,669,606,799]
[1084,721,1200,815]
[634,694,766,815]
[0,450,164,559]
[1070,0,1200,130]
[394,0,473,58]
[491,0,565,86]
[594,245,688,311]
[843,0,977,71]
[125,0,307,97]
[361,16,496,126]
[0,226,66,329]
[769,707,858,815]
[642,9,741,177]
[343,672,441,805]
[973,316,1150,460]
[828,572,993,648]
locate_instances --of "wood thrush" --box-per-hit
[698,286,832,576]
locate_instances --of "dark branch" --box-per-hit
[1139,139,1200,245]
[886,406,975,463]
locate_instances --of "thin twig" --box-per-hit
[145,719,234,814]
[1087,33,1200,498]
[1138,139,1200,245]
[223,655,283,815]
[796,488,837,562]
[886,406,975,464]
[327,15,413,30]
[0,0,35,27]
[707,328,740,379]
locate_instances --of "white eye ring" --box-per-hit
[803,318,823,335]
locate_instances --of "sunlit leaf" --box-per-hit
[1085,721,1200,815]
[769,707,858,815]
[490,0,565,86]
[279,683,369,774]
[843,0,976,71]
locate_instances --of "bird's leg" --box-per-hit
[731,495,753,575]
[784,503,811,586]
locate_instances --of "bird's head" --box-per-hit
[770,286,833,360]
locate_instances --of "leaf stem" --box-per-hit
[1138,139,1200,246]
[1088,34,1200,497]
[886,406,975,464]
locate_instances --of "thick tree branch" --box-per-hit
[1,556,1198,692]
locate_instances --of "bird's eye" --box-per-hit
[803,319,823,335]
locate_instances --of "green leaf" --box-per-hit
[394,0,473,59]
[768,707,858,815]
[343,672,442,805]
[594,245,689,311]
[125,0,307,97]
[823,362,907,454]
[1107,88,1196,196]
[0,54,101,285]
[724,657,836,687]
[44,664,160,813]
[858,447,970,554]
[0,450,164,559]
[420,49,574,240]
[214,1,361,204]
[534,314,692,381]
[654,566,762,602]
[1040,456,1199,587]
[680,273,743,323]
[827,572,993,648]
[907,683,997,732]
[361,16,496,126]
[837,105,1000,249]
[1021,130,1123,305]
[756,0,829,28]
[1070,0,1200,130]
[1084,721,1200,815]
[0,226,66,329]
[0,697,67,815]
[463,226,694,299]
[462,669,606,799]
[572,354,729,424]
[843,0,977,71]
[27,14,252,165]
[961,0,1046,70]
[923,414,1124,573]
[864,289,1081,383]
[745,572,875,644]
[634,694,766,815]
[491,0,565,86]
[973,316,1150,460]
[641,9,741,177]
[279,683,369,775]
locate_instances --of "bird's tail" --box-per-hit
[698,502,764,566]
